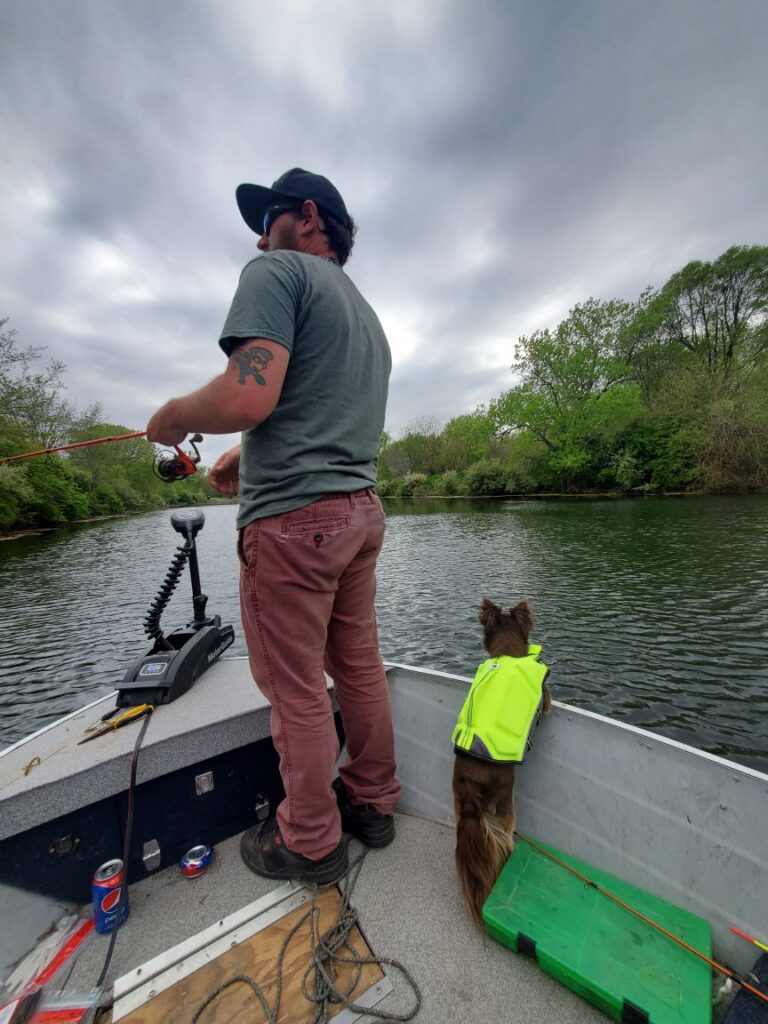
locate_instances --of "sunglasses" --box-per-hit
[262,203,303,236]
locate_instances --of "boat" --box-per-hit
[1,509,766,1022]
[1,651,767,1022]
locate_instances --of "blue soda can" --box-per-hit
[92,859,129,934]
[180,844,213,878]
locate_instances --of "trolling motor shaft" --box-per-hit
[117,509,234,708]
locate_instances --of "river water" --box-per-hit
[1,496,766,772]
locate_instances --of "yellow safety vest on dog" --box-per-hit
[452,645,549,763]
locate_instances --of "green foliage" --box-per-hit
[434,470,464,495]
[0,318,220,533]
[377,245,768,497]
[504,432,551,493]
[0,320,74,449]
[490,298,638,462]
[88,484,125,516]
[169,469,217,504]
[398,473,428,497]
[20,458,90,525]
[465,460,508,496]
[440,411,497,472]
[0,464,34,530]
[375,477,397,497]
[609,448,644,491]
[382,417,443,477]
[645,245,768,381]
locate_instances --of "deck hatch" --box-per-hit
[112,881,392,1023]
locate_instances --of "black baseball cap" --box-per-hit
[236,168,352,236]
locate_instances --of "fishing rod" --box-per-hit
[731,926,768,955]
[516,833,768,1007]
[0,431,204,483]
[0,431,147,462]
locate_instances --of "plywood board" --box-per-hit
[107,886,384,1024]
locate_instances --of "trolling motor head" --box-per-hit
[170,507,205,540]
[153,434,203,483]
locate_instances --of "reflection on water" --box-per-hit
[1,497,767,772]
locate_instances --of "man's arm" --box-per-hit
[146,339,290,445]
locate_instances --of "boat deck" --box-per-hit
[3,658,757,1020]
[67,814,607,1024]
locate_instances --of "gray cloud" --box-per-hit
[1,0,767,466]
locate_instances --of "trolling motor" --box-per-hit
[117,508,235,708]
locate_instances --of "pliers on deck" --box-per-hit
[78,703,154,745]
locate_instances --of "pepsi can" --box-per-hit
[92,859,129,934]
[180,844,213,878]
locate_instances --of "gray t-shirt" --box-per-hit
[219,251,391,528]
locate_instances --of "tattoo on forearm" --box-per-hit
[233,346,273,385]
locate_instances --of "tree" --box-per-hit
[376,431,394,479]
[490,298,642,487]
[0,464,33,530]
[647,245,768,382]
[384,417,444,477]
[0,318,222,531]
[0,318,74,449]
[513,297,637,405]
[440,410,497,471]
[464,459,508,496]
[68,414,156,490]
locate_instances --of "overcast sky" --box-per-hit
[2,0,767,466]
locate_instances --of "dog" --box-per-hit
[452,597,552,925]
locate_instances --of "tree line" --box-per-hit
[378,245,768,497]
[3,243,766,532]
[0,319,213,533]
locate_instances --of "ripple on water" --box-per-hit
[1,497,767,772]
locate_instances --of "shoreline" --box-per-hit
[4,490,767,541]
[380,488,729,500]
[0,498,238,542]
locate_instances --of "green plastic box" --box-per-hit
[483,838,712,1023]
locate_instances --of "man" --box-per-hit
[146,168,401,885]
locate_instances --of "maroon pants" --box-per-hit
[238,489,402,860]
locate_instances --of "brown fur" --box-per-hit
[453,597,552,925]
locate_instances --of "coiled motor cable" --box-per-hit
[143,542,191,649]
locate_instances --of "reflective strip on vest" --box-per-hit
[452,645,548,763]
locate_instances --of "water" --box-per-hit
[1,497,767,772]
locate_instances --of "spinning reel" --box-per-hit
[153,433,204,483]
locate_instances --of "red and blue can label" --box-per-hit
[92,859,129,934]
[180,844,213,878]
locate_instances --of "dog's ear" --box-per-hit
[479,597,502,627]
[510,600,533,636]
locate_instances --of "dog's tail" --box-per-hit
[455,789,513,926]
